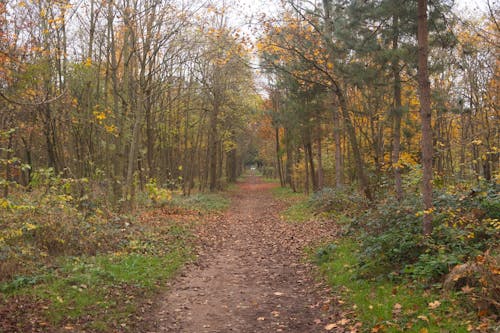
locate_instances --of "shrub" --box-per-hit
[309,187,368,216]
[480,189,500,219]
[356,195,425,279]
[356,188,499,283]
[145,179,173,206]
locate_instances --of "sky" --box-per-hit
[227,0,493,24]
[224,0,494,94]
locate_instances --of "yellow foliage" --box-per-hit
[93,111,106,121]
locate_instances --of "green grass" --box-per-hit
[170,192,231,212]
[282,200,314,223]
[272,187,313,223]
[0,215,195,331]
[2,249,191,330]
[317,240,470,332]
[271,186,306,200]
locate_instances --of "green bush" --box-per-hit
[480,189,500,219]
[308,187,368,216]
[356,195,425,279]
[356,188,499,282]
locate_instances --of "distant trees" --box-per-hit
[257,0,499,232]
[0,1,258,207]
[1,0,498,223]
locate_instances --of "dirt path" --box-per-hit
[146,175,341,332]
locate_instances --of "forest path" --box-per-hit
[146,175,341,333]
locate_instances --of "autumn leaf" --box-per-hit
[371,324,385,332]
[392,303,402,315]
[337,318,350,325]
[324,323,337,330]
[428,300,441,309]
[461,285,474,294]
[417,315,429,322]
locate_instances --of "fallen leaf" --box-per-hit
[461,285,473,294]
[417,315,429,322]
[257,317,265,321]
[428,300,441,309]
[392,303,402,315]
[325,323,337,330]
[371,324,385,332]
[338,318,350,325]
[477,309,488,317]
[419,328,428,333]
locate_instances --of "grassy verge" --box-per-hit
[0,219,194,332]
[0,190,231,332]
[272,186,314,223]
[316,240,471,332]
[272,186,485,332]
[170,192,230,212]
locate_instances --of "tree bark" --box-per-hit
[336,91,372,201]
[392,13,404,201]
[303,144,309,195]
[208,101,218,191]
[305,139,317,192]
[332,102,344,188]
[285,128,295,191]
[317,127,324,190]
[276,126,284,186]
[417,0,434,235]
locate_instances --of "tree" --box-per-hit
[417,0,434,235]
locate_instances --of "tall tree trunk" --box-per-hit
[336,91,372,201]
[317,128,324,190]
[332,103,344,188]
[3,128,13,198]
[305,139,317,192]
[217,140,223,188]
[276,126,284,186]
[208,102,218,191]
[285,128,295,191]
[392,13,404,201]
[303,144,309,195]
[417,0,434,235]
[322,0,370,199]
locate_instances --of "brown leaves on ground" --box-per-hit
[0,295,54,333]
[146,175,345,332]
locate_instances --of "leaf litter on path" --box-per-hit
[145,175,345,332]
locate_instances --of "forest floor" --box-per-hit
[145,175,347,333]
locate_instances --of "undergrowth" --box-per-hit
[287,181,499,332]
[271,186,313,223]
[170,192,230,212]
[316,240,471,332]
[0,170,227,332]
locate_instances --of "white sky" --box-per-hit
[224,0,494,94]
[227,0,492,23]
[455,0,491,13]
